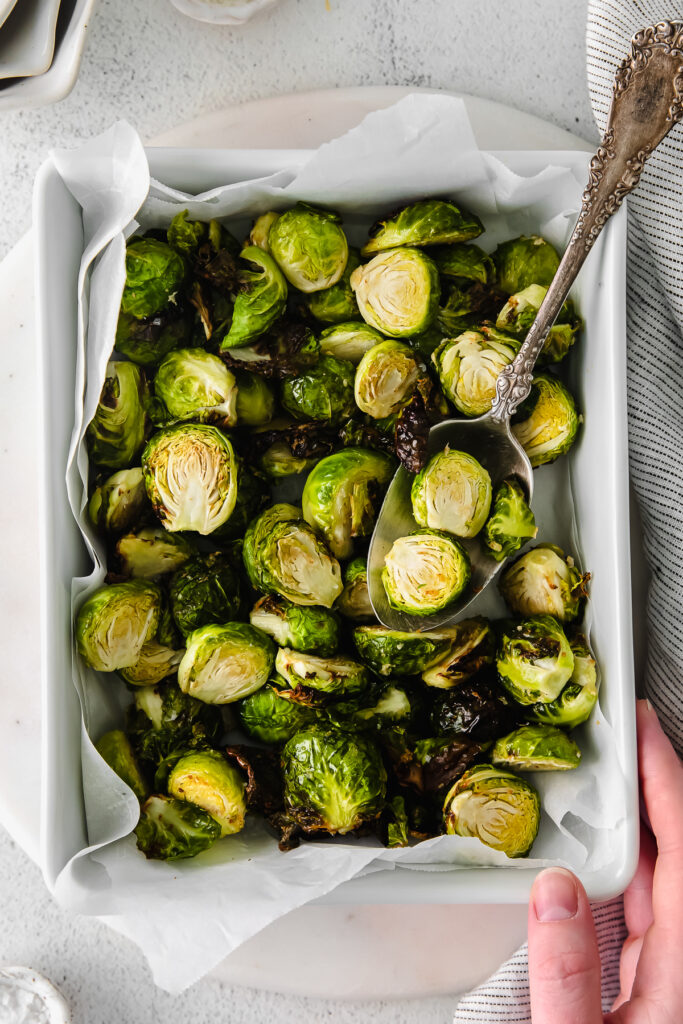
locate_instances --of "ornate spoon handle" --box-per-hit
[490,20,683,422]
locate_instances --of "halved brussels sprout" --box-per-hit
[282,726,386,834]
[169,553,243,638]
[411,448,492,538]
[351,248,439,337]
[301,448,395,559]
[305,248,360,323]
[239,684,317,745]
[432,242,494,283]
[168,750,247,836]
[120,238,186,319]
[421,618,495,689]
[95,730,148,801]
[281,354,356,426]
[243,504,343,609]
[482,479,537,562]
[334,557,375,622]
[249,596,340,656]
[335,684,414,730]
[260,441,320,479]
[493,235,560,294]
[382,530,471,616]
[119,641,184,686]
[127,678,222,767]
[354,340,422,419]
[135,794,221,860]
[275,647,368,700]
[432,330,519,418]
[88,468,148,535]
[142,424,238,535]
[362,200,482,255]
[529,633,598,728]
[152,348,238,426]
[116,525,194,579]
[249,211,280,252]
[443,764,540,858]
[430,677,521,740]
[352,623,454,676]
[499,544,588,622]
[115,307,192,367]
[76,581,161,672]
[87,361,148,470]
[497,615,574,705]
[178,622,275,704]
[319,321,385,364]
[268,204,349,293]
[234,370,275,426]
[511,374,580,468]
[496,284,581,365]
[220,246,288,348]
[491,724,581,771]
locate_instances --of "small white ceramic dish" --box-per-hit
[168,0,279,25]
[0,0,60,80]
[0,0,20,33]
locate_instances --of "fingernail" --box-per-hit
[533,868,579,922]
[644,698,653,712]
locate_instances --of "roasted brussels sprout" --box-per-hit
[142,424,238,534]
[86,361,147,470]
[482,479,537,562]
[76,581,161,672]
[492,724,581,771]
[178,622,275,704]
[88,468,148,535]
[430,677,521,740]
[119,641,184,686]
[319,321,385,364]
[497,615,575,705]
[120,238,186,319]
[305,248,360,323]
[169,553,243,638]
[280,354,355,426]
[382,530,471,615]
[152,348,238,426]
[432,330,518,418]
[301,448,394,559]
[432,242,494,283]
[499,544,588,622]
[351,248,439,337]
[353,624,453,676]
[275,648,368,701]
[243,504,343,608]
[493,235,560,294]
[334,558,374,622]
[282,726,386,834]
[115,307,192,367]
[443,764,540,858]
[411,448,492,538]
[511,374,580,468]
[249,596,340,656]
[127,679,222,766]
[496,284,581,365]
[335,684,414,730]
[220,246,288,348]
[269,204,349,292]
[239,685,317,745]
[354,340,422,419]
[167,209,208,256]
[260,441,320,478]
[220,321,320,379]
[168,750,247,836]
[529,633,598,728]
[249,211,280,251]
[95,730,148,801]
[116,525,194,579]
[362,200,482,255]
[421,618,495,689]
[135,794,221,860]
[234,370,275,426]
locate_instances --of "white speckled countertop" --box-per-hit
[0,0,597,1019]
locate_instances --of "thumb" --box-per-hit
[528,867,603,1024]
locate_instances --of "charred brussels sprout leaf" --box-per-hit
[497,615,575,705]
[260,441,320,478]
[351,248,439,337]
[334,557,375,622]
[432,243,494,283]
[395,735,487,797]
[482,479,537,562]
[432,330,519,418]
[411,448,492,538]
[493,235,560,294]
[127,679,222,767]
[354,340,422,420]
[219,320,320,380]
[234,370,275,426]
[76,581,161,672]
[282,726,386,834]
[249,596,340,656]
[170,553,244,638]
[511,374,580,468]
[115,525,195,579]
[152,348,238,426]
[120,238,186,319]
[492,724,581,771]
[142,424,238,534]
[421,618,495,689]
[380,795,410,848]
[443,764,540,858]
[382,530,471,616]
[499,544,588,622]
[167,209,207,256]
[87,361,148,470]
[269,204,349,293]
[115,306,192,367]
[496,284,581,365]
[88,468,148,535]
[529,633,598,728]
[192,220,241,290]
[168,750,247,835]
[275,648,369,702]
[319,321,385,364]
[281,354,356,426]
[178,622,275,704]
[220,246,288,348]
[305,248,360,323]
[135,794,221,860]
[330,684,414,733]
[362,200,482,255]
[352,624,453,676]
[95,730,148,801]
[239,685,317,745]
[430,677,521,741]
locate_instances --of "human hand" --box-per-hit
[527,698,683,1023]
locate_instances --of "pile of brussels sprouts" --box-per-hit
[75,197,593,862]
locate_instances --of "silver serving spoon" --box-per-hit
[368,21,683,632]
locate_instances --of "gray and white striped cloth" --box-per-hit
[454,1,683,1019]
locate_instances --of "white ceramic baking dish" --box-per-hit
[35,146,638,905]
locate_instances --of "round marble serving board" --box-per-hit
[1,87,638,1000]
